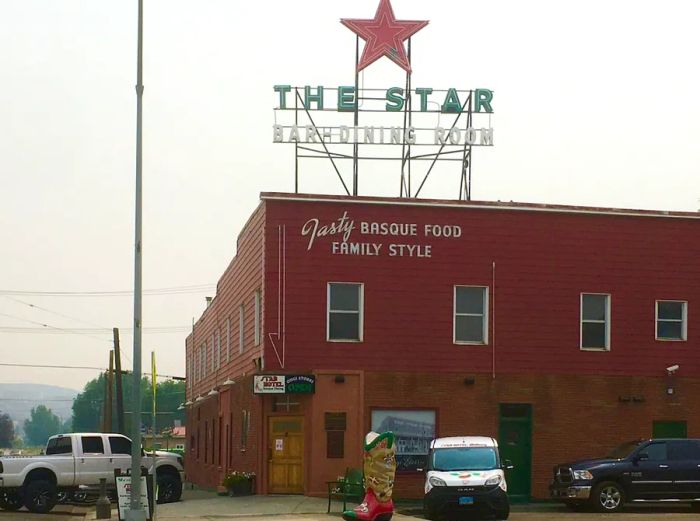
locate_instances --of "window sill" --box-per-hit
[327,339,363,343]
[655,338,687,342]
[454,341,488,346]
[580,347,610,352]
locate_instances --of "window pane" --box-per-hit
[109,436,132,455]
[582,322,606,348]
[330,284,360,311]
[657,321,682,340]
[455,315,484,343]
[644,442,667,461]
[81,436,105,454]
[658,301,683,320]
[46,437,72,455]
[669,441,700,460]
[582,294,607,321]
[329,313,360,340]
[455,287,484,314]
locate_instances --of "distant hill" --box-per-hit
[0,383,79,435]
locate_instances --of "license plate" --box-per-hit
[458,496,474,506]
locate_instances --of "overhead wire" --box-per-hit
[0,284,215,297]
[0,362,185,380]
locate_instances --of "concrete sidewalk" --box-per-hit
[86,487,423,520]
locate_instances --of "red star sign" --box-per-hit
[341,0,428,74]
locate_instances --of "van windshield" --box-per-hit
[431,447,499,471]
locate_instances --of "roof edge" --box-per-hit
[260,192,700,220]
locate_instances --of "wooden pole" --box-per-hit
[106,351,114,432]
[113,328,126,435]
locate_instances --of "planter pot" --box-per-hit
[227,479,254,496]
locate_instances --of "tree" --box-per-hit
[0,412,14,448]
[71,373,185,435]
[23,405,61,446]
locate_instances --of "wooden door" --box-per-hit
[268,416,304,494]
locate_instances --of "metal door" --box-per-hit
[653,421,687,439]
[498,404,532,503]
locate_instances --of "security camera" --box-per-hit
[666,365,679,373]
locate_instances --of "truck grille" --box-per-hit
[554,466,572,484]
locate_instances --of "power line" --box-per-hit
[0,362,185,380]
[0,327,190,334]
[0,284,215,297]
[3,296,110,330]
[0,311,111,344]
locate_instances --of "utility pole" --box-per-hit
[113,328,126,435]
[127,0,146,518]
[105,351,114,433]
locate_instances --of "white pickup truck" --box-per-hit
[0,432,184,514]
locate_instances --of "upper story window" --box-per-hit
[656,300,687,341]
[580,293,610,351]
[239,304,245,354]
[226,317,231,363]
[454,286,488,344]
[327,283,364,342]
[254,289,262,346]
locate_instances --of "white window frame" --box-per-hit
[453,285,489,345]
[326,282,364,342]
[226,317,231,363]
[210,334,215,372]
[254,289,262,346]
[580,293,611,351]
[239,304,245,354]
[655,300,687,341]
[216,329,221,368]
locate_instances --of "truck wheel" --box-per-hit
[592,481,625,513]
[157,473,182,503]
[23,480,58,514]
[0,490,23,511]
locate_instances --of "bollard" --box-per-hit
[96,478,111,519]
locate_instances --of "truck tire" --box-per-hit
[23,480,58,514]
[0,490,23,511]
[157,473,182,503]
[591,480,625,513]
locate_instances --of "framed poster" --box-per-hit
[371,409,436,471]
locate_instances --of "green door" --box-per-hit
[498,404,532,503]
[653,420,687,438]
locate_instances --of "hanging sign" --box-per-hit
[253,375,316,394]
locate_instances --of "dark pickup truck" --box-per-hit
[550,439,700,512]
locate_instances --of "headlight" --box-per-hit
[485,475,502,486]
[572,470,593,481]
[429,476,447,487]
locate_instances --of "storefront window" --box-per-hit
[371,409,436,471]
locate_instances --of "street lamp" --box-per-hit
[127,0,147,519]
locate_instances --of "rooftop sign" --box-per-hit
[272,0,495,200]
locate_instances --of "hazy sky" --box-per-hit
[2,0,699,394]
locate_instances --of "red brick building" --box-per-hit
[184,192,700,500]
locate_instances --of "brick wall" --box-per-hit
[364,371,699,499]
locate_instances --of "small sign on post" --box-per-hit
[115,469,154,521]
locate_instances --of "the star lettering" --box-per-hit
[341,0,428,74]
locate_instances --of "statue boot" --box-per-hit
[343,431,396,521]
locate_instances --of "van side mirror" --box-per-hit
[502,459,514,470]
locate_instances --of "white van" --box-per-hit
[423,437,511,520]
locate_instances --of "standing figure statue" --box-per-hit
[343,431,396,521]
